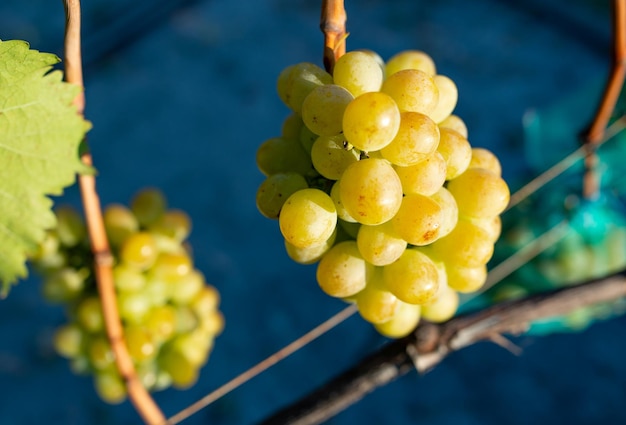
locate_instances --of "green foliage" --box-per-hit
[0,39,92,295]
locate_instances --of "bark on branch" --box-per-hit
[259,270,626,425]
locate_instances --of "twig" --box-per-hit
[320,0,347,73]
[258,270,626,425]
[165,305,358,425]
[62,1,166,424]
[582,0,626,199]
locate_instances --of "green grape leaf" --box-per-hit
[0,39,92,295]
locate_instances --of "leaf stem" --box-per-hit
[62,1,165,424]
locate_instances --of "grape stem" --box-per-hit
[582,0,626,200]
[320,0,347,73]
[258,270,626,425]
[62,1,166,424]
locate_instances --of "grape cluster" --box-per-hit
[256,49,510,338]
[29,189,224,404]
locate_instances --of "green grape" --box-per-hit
[339,158,403,226]
[382,248,439,305]
[311,135,360,180]
[302,84,354,136]
[117,290,152,324]
[421,285,459,323]
[69,355,90,375]
[468,147,502,176]
[42,267,87,303]
[281,113,304,140]
[276,64,295,105]
[605,227,626,272]
[430,187,459,239]
[131,188,167,227]
[151,252,192,282]
[330,180,357,223]
[491,283,528,303]
[385,50,436,76]
[391,193,443,246]
[169,269,204,305]
[145,304,177,342]
[374,299,421,338]
[285,228,337,265]
[333,50,384,96]
[356,220,407,266]
[277,62,333,114]
[394,151,447,196]
[446,264,487,293]
[429,75,458,123]
[30,231,66,271]
[113,263,146,292]
[175,305,199,334]
[279,188,337,249]
[381,69,439,116]
[143,275,169,307]
[316,241,371,298]
[256,137,315,177]
[342,92,401,151]
[199,309,225,336]
[94,370,127,404]
[55,205,86,248]
[430,219,494,267]
[88,336,115,370]
[356,272,399,324]
[380,111,440,167]
[77,296,105,333]
[137,362,159,391]
[446,167,510,218]
[468,215,502,243]
[299,124,318,155]
[190,285,221,319]
[53,323,85,358]
[158,348,199,389]
[103,204,139,247]
[256,172,309,219]
[437,127,472,180]
[149,209,192,242]
[171,330,213,367]
[119,232,158,270]
[125,325,157,362]
[439,114,468,138]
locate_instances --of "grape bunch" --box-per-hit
[29,188,224,404]
[256,49,510,338]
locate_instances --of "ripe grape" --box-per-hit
[342,91,401,152]
[302,84,354,136]
[381,69,439,115]
[339,158,403,225]
[333,50,384,96]
[383,248,440,304]
[385,50,436,76]
[279,188,337,248]
[316,241,370,298]
[380,111,440,167]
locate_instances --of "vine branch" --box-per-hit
[320,0,347,73]
[259,271,626,425]
[582,0,626,199]
[62,1,165,423]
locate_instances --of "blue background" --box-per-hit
[1,0,626,424]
